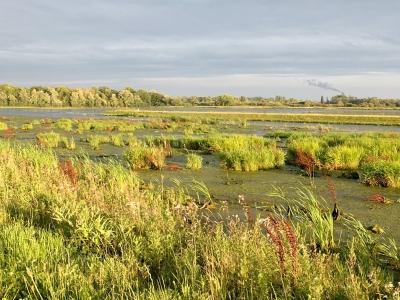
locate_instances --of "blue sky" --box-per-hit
[1,0,399,100]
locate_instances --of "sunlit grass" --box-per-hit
[0,140,399,298]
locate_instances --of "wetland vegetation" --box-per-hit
[1,107,400,299]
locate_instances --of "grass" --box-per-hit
[104,109,400,126]
[186,153,203,170]
[60,136,76,150]
[0,140,400,298]
[123,141,166,170]
[36,131,60,148]
[360,160,400,187]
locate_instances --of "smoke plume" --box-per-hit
[305,79,344,95]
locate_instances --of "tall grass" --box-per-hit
[36,131,60,148]
[123,141,165,170]
[0,139,399,298]
[287,132,400,172]
[360,160,400,187]
[186,153,203,170]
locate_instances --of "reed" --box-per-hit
[186,153,203,170]
[104,109,400,126]
[60,136,76,150]
[36,131,60,148]
[0,139,397,299]
[0,121,7,130]
[123,142,166,170]
[21,123,33,130]
[360,160,400,188]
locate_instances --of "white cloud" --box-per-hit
[0,0,399,99]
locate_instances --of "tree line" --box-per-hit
[0,84,399,108]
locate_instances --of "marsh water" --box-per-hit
[2,107,400,243]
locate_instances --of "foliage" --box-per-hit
[36,131,60,148]
[360,160,400,188]
[21,123,33,130]
[123,142,165,170]
[0,140,398,298]
[60,136,76,150]
[186,153,203,170]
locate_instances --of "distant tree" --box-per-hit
[118,89,134,107]
[0,92,7,106]
[49,88,62,106]
[110,94,119,107]
[149,91,165,106]
[239,96,250,105]
[37,91,51,107]
[216,94,235,106]
[320,96,324,104]
[17,88,30,106]
[136,90,151,106]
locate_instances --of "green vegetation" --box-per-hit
[36,131,60,148]
[360,160,400,188]
[1,83,400,108]
[21,123,33,130]
[123,141,166,170]
[0,122,7,130]
[0,140,399,298]
[60,136,76,150]
[186,153,203,170]
[106,110,400,126]
[286,132,400,187]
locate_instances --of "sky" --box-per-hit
[1,0,399,100]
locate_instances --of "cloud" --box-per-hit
[0,1,399,98]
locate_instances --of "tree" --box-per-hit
[136,90,151,106]
[118,89,134,107]
[49,88,62,106]
[0,92,8,106]
[18,88,30,106]
[320,96,324,104]
[37,91,51,107]
[150,91,166,106]
[216,94,235,106]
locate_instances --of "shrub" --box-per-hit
[0,122,7,130]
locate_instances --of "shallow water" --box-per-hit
[2,107,400,244]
